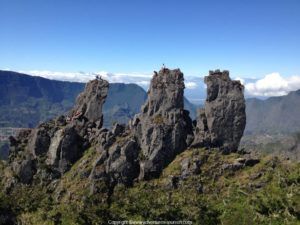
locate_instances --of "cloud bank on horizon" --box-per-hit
[10,69,300,98]
[17,69,200,91]
[244,73,300,97]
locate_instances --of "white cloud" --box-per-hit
[244,73,300,96]
[8,69,300,97]
[14,70,202,91]
[18,70,153,85]
[136,81,150,87]
[19,70,95,83]
[185,82,198,89]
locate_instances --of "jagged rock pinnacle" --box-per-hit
[71,78,109,124]
[132,68,193,180]
[6,68,246,188]
[192,70,246,152]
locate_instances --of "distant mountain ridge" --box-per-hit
[245,89,300,135]
[0,70,84,128]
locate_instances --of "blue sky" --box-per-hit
[1,0,300,79]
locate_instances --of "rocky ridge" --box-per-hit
[4,68,246,190]
[1,68,299,225]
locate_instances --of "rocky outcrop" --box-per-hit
[45,79,109,173]
[131,68,193,180]
[70,78,109,124]
[46,124,85,173]
[7,78,109,183]
[89,135,140,192]
[89,68,195,187]
[28,123,56,157]
[11,158,36,184]
[5,67,247,189]
[193,70,246,152]
[221,156,260,171]
[8,129,32,161]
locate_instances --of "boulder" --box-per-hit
[58,125,85,173]
[12,159,36,184]
[46,124,85,173]
[89,137,139,188]
[105,139,140,186]
[8,129,32,162]
[28,127,51,157]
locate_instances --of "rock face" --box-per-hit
[132,68,193,180]
[193,70,246,152]
[46,125,85,173]
[90,134,140,191]
[28,128,51,157]
[70,78,109,124]
[11,158,36,184]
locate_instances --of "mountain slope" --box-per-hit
[242,90,300,159]
[0,70,84,128]
[103,83,147,127]
[245,90,300,135]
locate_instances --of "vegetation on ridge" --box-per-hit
[0,148,299,225]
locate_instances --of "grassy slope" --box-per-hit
[0,148,299,225]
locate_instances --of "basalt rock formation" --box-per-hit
[90,68,194,189]
[131,68,193,180]
[5,67,246,188]
[70,78,109,124]
[192,70,246,152]
[6,78,109,184]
